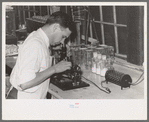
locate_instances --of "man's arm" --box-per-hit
[19,60,71,91]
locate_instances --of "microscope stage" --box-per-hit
[51,77,90,91]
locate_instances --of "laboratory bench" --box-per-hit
[6,56,144,99]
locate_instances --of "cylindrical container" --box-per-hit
[96,54,102,75]
[99,44,108,55]
[106,46,115,67]
[80,47,87,67]
[74,47,79,65]
[77,48,81,66]
[76,22,81,45]
[109,46,115,64]
[108,46,114,55]
[100,55,108,77]
[85,49,93,70]
[92,52,98,73]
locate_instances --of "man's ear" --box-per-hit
[53,23,60,32]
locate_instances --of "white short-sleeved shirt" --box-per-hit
[10,28,52,99]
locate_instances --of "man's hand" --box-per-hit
[52,60,72,73]
[18,60,72,91]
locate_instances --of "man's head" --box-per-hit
[44,11,76,45]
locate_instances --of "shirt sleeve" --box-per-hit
[17,40,43,93]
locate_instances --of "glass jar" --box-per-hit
[96,47,104,55]
[77,48,82,66]
[100,55,108,77]
[108,46,115,64]
[99,44,108,56]
[80,47,87,67]
[92,52,98,73]
[106,46,115,69]
[85,49,93,70]
[96,54,102,75]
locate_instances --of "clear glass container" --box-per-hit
[74,47,79,65]
[99,44,108,56]
[92,52,98,73]
[100,55,108,77]
[80,47,87,67]
[108,46,115,65]
[96,47,104,55]
[85,49,93,70]
[106,46,115,69]
[96,54,102,75]
[77,48,81,66]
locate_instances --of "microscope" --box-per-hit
[50,42,90,90]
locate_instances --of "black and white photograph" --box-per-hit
[2,2,147,120]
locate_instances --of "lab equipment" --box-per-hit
[50,43,90,90]
[105,69,132,90]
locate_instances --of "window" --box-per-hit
[69,6,128,58]
[68,6,144,65]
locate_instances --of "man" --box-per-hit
[9,11,76,99]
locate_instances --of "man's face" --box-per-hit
[51,25,72,46]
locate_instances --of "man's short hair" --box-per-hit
[46,11,76,39]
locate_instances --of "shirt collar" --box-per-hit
[37,28,50,48]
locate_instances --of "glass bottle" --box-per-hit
[96,54,102,75]
[92,52,98,73]
[86,49,93,70]
[100,55,108,77]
